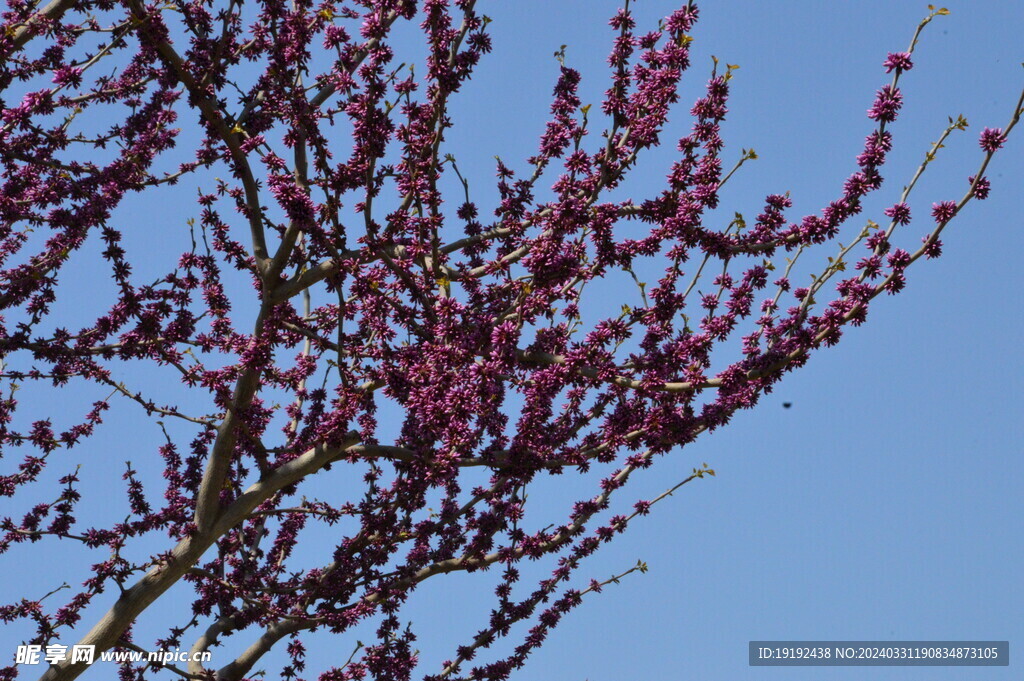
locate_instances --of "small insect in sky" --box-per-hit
[782,402,792,409]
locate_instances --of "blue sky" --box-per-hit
[2,1,1022,680]
[451,2,1023,679]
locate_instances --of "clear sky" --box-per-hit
[2,1,1022,680]
[443,2,1023,679]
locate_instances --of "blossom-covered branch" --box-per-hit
[0,1,1020,680]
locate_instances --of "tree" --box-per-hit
[0,0,1020,679]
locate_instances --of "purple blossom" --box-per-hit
[931,201,958,223]
[0,3,1015,679]
[978,127,1006,152]
[883,52,914,73]
[884,202,912,225]
[867,84,903,122]
[969,175,991,200]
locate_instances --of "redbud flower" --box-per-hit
[931,201,957,224]
[867,85,902,122]
[922,236,943,259]
[968,175,991,200]
[883,52,913,73]
[884,202,911,225]
[978,127,1005,152]
[886,248,911,269]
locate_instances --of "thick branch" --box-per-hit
[37,433,361,681]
